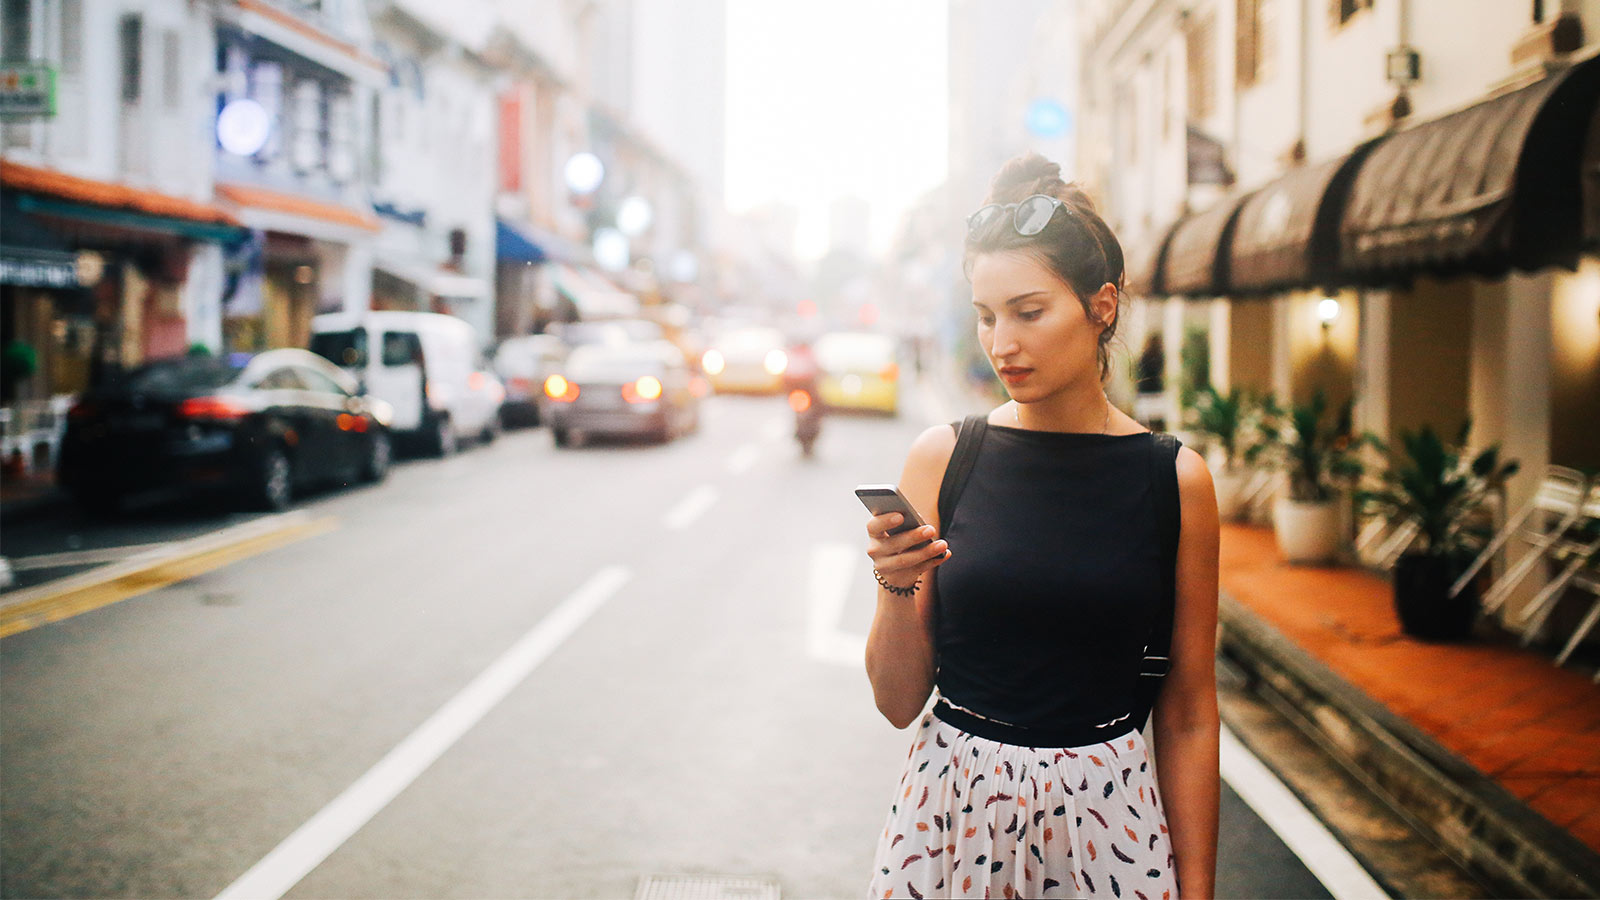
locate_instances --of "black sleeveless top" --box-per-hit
[931,425,1171,732]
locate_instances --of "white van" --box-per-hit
[310,311,502,455]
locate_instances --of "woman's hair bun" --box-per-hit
[985,151,1099,214]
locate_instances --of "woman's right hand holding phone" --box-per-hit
[865,514,951,591]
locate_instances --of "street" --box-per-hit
[6,385,1355,899]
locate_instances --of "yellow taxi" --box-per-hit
[700,326,789,394]
[815,331,900,415]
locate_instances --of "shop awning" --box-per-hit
[495,219,547,264]
[0,160,246,244]
[551,263,639,319]
[1159,194,1249,297]
[375,257,490,301]
[1584,101,1600,247]
[1229,149,1369,294]
[218,182,381,240]
[496,218,592,265]
[1340,53,1600,279]
[1121,228,1170,297]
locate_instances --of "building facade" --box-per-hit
[1079,0,1600,632]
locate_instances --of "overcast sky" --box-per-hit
[723,1,949,260]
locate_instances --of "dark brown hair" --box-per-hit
[963,153,1126,380]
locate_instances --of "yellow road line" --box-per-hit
[0,516,338,639]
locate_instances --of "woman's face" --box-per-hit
[969,250,1113,402]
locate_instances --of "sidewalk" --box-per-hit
[1218,522,1600,896]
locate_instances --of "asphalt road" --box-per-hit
[2,384,1344,899]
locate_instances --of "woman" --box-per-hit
[864,154,1220,899]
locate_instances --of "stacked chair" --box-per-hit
[1449,466,1600,682]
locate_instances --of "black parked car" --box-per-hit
[58,349,395,514]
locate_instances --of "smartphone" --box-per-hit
[855,484,931,550]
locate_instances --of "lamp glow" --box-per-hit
[564,152,605,194]
[217,98,271,156]
[1317,297,1341,324]
[617,196,654,236]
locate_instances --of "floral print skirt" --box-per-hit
[868,711,1179,899]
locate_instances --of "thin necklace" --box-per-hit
[1014,395,1112,433]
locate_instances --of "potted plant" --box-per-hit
[1189,384,1253,520]
[1357,424,1518,640]
[1251,389,1374,564]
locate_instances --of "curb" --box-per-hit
[1218,592,1600,899]
[0,511,337,638]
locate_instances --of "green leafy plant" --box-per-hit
[1356,422,1520,557]
[1190,384,1250,469]
[1250,389,1377,503]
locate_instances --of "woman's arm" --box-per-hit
[1152,445,1221,900]
[864,424,957,728]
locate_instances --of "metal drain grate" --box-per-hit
[634,873,781,900]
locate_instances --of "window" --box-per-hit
[257,368,308,391]
[310,329,368,368]
[119,14,141,104]
[295,367,346,396]
[2,0,29,62]
[162,30,181,110]
[1533,0,1547,24]
[59,0,82,76]
[1331,0,1374,27]
[1186,11,1215,120]
[381,332,423,368]
[1236,0,1277,88]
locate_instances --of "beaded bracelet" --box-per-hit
[873,568,920,597]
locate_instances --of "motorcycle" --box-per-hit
[784,341,824,457]
[789,382,823,457]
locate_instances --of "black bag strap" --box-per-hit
[937,414,989,531]
[1132,431,1182,731]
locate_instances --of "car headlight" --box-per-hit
[702,350,725,375]
[764,349,788,376]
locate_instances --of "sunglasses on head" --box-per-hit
[965,193,1070,237]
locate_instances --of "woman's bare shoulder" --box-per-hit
[904,423,959,477]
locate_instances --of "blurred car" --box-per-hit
[550,318,663,349]
[700,326,789,394]
[464,362,506,443]
[544,340,701,446]
[58,350,394,513]
[814,331,901,415]
[492,334,567,426]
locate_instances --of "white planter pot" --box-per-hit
[1213,468,1252,522]
[1273,497,1342,564]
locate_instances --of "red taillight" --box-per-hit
[337,413,370,433]
[178,396,250,421]
[881,362,900,381]
[468,371,486,391]
[788,389,813,413]
[68,401,98,421]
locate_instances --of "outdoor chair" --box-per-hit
[1355,515,1420,570]
[1510,484,1600,654]
[1450,466,1590,616]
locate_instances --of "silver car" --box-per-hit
[544,340,702,446]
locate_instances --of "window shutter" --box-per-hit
[1236,0,1258,89]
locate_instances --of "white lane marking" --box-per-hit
[8,543,173,571]
[214,566,633,900]
[662,485,719,531]
[725,443,761,474]
[760,417,787,442]
[808,542,867,666]
[1218,724,1391,900]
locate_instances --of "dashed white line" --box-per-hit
[1218,724,1391,900]
[213,565,633,900]
[725,443,761,474]
[807,542,868,667]
[662,485,719,531]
